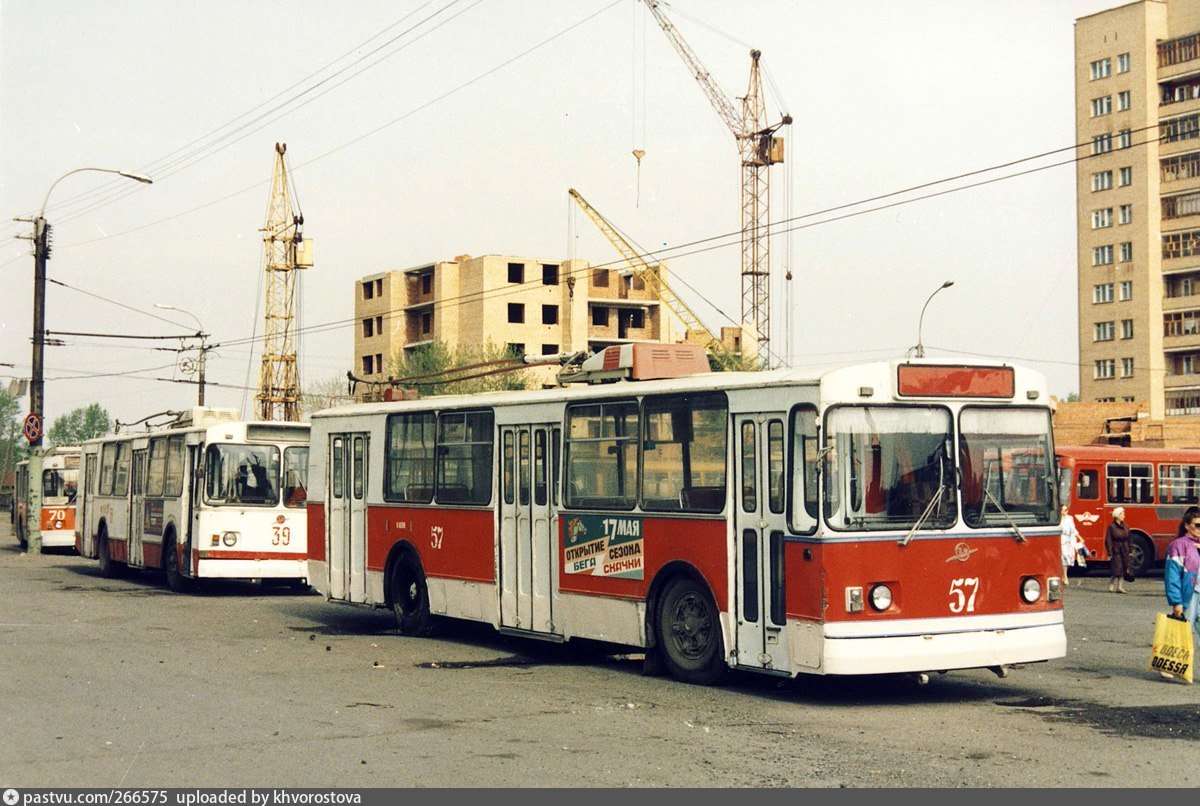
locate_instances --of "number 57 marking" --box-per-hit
[949,577,979,613]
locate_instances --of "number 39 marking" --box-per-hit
[272,525,291,546]
[949,577,979,613]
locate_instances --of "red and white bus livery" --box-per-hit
[12,446,80,550]
[1056,444,1200,576]
[307,348,1065,683]
[77,407,309,592]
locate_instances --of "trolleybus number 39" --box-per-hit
[271,525,292,546]
[949,578,980,613]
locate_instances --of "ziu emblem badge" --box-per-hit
[945,542,978,563]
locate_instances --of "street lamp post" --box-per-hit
[155,304,208,405]
[915,280,955,360]
[24,167,152,553]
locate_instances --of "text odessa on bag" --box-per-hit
[1149,612,1194,684]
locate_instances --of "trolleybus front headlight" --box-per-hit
[1020,576,1042,603]
[1047,577,1062,601]
[221,531,240,547]
[869,584,893,611]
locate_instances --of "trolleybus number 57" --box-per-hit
[430,525,444,550]
[949,578,980,613]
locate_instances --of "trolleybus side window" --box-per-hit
[640,393,727,513]
[767,420,785,515]
[165,436,185,497]
[353,438,364,499]
[146,438,167,497]
[825,405,955,531]
[503,431,515,505]
[552,429,561,507]
[99,444,116,495]
[436,410,493,505]
[534,430,547,506]
[740,421,757,513]
[565,400,637,510]
[331,438,345,499]
[283,446,308,507]
[113,443,131,497]
[519,431,531,506]
[1106,462,1153,504]
[1076,469,1099,500]
[960,407,1057,528]
[1159,463,1200,504]
[384,412,436,504]
[788,406,819,535]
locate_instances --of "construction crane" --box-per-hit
[568,187,740,364]
[255,143,311,422]
[642,0,790,365]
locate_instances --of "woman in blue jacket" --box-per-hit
[1162,512,1200,681]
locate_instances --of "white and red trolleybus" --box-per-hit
[1055,444,1200,576]
[11,446,80,550]
[306,346,1065,684]
[77,407,310,592]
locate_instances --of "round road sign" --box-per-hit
[23,412,42,443]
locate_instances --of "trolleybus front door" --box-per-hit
[130,449,147,567]
[328,433,369,603]
[733,414,790,672]
[499,425,556,634]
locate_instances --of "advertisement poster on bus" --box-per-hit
[563,514,644,580]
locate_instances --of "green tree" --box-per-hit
[0,389,28,499]
[47,403,112,446]
[300,373,356,419]
[386,341,532,397]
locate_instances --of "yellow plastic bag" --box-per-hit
[1149,612,1194,684]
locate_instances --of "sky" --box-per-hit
[0,0,1121,431]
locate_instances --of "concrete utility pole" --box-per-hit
[17,167,151,552]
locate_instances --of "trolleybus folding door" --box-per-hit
[327,433,369,602]
[499,424,556,634]
[733,413,790,671]
[129,448,147,567]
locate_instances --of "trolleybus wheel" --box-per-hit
[163,534,192,593]
[1129,534,1153,578]
[97,526,120,578]
[389,553,433,637]
[656,576,728,686]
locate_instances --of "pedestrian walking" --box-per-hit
[1161,510,1200,681]
[1060,505,1083,586]
[1106,506,1133,594]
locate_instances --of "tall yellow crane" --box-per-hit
[568,187,737,363]
[255,143,311,422]
[642,0,790,365]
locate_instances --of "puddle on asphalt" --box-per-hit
[997,695,1200,739]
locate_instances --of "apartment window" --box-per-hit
[507,303,525,323]
[1163,190,1200,219]
[1119,280,1133,301]
[1091,208,1112,229]
[1090,58,1111,80]
[507,342,525,357]
[1117,129,1132,149]
[541,343,559,355]
[1092,245,1114,266]
[1169,276,1198,298]
[542,264,559,285]
[1121,358,1135,378]
[1163,230,1200,259]
[421,274,432,295]
[421,312,432,334]
[362,355,374,375]
[624,309,646,329]
[363,318,374,338]
[1091,134,1113,155]
[1117,91,1131,112]
[1094,359,1115,380]
[1119,204,1132,224]
[541,304,559,325]
[1118,166,1132,186]
[1090,96,1112,117]
[375,315,383,335]
[1094,283,1114,304]
[1162,153,1200,183]
[592,269,609,287]
[1119,242,1133,262]
[1092,170,1113,191]
[1094,321,1115,341]
[1162,114,1200,144]
[362,280,375,300]
[1117,53,1130,73]
[1182,355,1200,375]
[592,306,608,326]
[1165,311,1200,336]
[508,262,524,283]
[1121,319,1134,339]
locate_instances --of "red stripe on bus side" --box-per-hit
[307,503,326,562]
[364,505,495,583]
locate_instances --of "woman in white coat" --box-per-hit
[1060,505,1084,586]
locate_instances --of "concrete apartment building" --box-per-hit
[1075,0,1200,419]
[354,254,674,389]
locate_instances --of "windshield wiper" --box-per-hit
[899,483,946,547]
[982,487,1027,543]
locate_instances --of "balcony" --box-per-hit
[1158,32,1200,81]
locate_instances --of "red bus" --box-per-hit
[1056,444,1200,576]
[307,347,1065,684]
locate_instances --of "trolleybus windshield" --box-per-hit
[959,407,1057,528]
[204,444,281,506]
